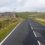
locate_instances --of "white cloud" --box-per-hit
[15,0,45,12]
[0,0,45,12]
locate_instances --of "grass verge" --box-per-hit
[32,18,45,26]
[0,18,23,42]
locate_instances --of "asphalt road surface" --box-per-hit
[2,19,45,45]
[28,19,45,45]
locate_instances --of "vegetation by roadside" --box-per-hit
[16,12,45,26]
[0,18,23,42]
[32,18,45,26]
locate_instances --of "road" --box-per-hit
[28,19,45,45]
[2,19,45,45]
[2,20,38,45]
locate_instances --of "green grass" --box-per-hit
[16,12,45,25]
[16,12,44,19]
[32,18,45,26]
[16,12,35,19]
[0,18,23,42]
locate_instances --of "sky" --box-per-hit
[0,0,45,12]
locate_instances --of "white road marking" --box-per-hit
[33,29,41,45]
[31,26,33,30]
[33,31,37,37]
[0,22,21,45]
[37,41,41,45]
[0,43,1,45]
[30,24,37,37]
[30,24,41,45]
[30,24,33,30]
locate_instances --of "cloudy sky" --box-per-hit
[0,0,45,12]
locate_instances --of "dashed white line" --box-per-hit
[33,31,41,45]
[30,24,41,45]
[37,41,41,45]
[33,31,37,37]
[30,24,33,30]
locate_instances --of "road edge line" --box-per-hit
[0,22,22,45]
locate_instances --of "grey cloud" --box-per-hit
[0,0,45,12]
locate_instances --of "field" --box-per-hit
[16,12,45,25]
[31,13,45,25]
